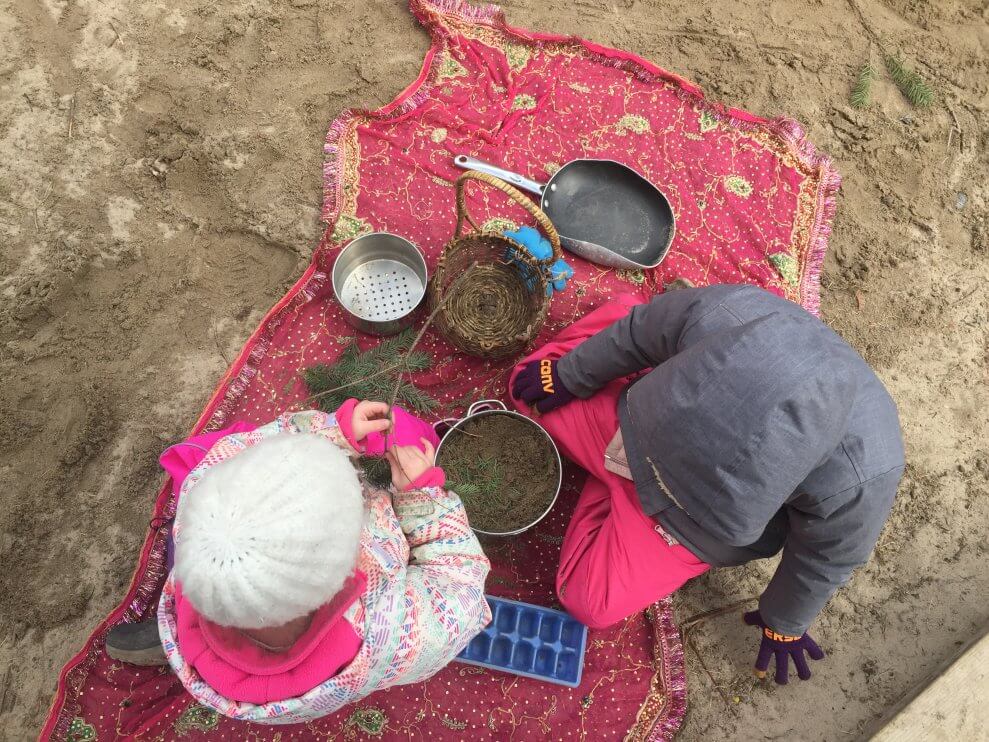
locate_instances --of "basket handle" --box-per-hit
[455,170,562,264]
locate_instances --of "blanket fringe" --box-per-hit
[519,45,840,318]
[322,79,437,225]
[42,486,175,741]
[411,0,504,28]
[803,165,842,317]
[651,600,688,741]
[204,271,329,432]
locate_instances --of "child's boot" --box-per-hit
[105,621,168,666]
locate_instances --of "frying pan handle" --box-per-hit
[454,171,563,264]
[453,155,546,197]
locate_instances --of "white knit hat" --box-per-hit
[174,433,364,629]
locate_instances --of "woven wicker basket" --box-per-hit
[429,171,562,359]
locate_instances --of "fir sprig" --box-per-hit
[446,454,506,500]
[884,55,934,108]
[358,456,393,488]
[850,63,876,108]
[302,330,438,414]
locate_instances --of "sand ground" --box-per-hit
[1,0,987,738]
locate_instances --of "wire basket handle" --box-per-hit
[455,171,562,264]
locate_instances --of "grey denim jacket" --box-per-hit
[558,284,904,635]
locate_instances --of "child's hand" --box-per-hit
[386,438,435,491]
[351,400,391,442]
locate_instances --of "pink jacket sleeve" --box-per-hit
[336,399,440,456]
[159,422,257,496]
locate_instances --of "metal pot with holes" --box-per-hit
[332,232,428,336]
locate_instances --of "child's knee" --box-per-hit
[557,580,624,630]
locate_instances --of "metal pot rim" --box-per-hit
[434,404,563,537]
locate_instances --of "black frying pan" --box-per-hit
[454,154,676,269]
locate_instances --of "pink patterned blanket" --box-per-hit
[43,1,838,739]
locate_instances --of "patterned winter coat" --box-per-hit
[157,409,492,723]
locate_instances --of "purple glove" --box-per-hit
[511,358,576,414]
[744,610,825,684]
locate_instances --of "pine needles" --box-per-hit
[438,413,559,533]
[845,0,934,110]
[302,330,438,414]
[883,55,934,108]
[848,53,934,109]
[444,452,534,532]
[850,63,875,108]
[358,456,393,488]
[445,454,507,500]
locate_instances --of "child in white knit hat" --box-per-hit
[106,399,491,723]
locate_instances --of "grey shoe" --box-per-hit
[105,621,168,666]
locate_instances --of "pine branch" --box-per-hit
[850,63,875,108]
[846,1,935,110]
[448,478,483,498]
[884,55,934,108]
[396,382,439,413]
[302,329,438,414]
[304,360,406,401]
[383,261,482,412]
[307,261,484,488]
[446,455,506,500]
[358,456,393,488]
[403,351,432,372]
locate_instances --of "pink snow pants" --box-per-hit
[510,295,710,629]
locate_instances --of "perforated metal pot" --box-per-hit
[332,232,428,336]
[434,400,563,537]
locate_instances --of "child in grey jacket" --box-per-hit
[511,284,904,684]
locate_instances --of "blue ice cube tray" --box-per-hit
[455,596,588,687]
